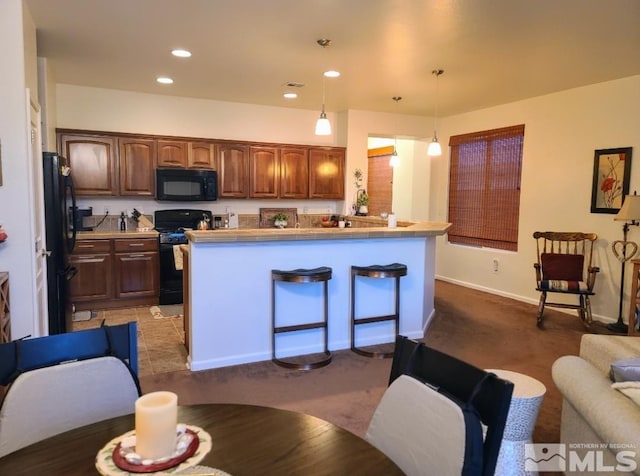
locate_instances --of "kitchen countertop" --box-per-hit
[76,230,159,240]
[186,221,451,243]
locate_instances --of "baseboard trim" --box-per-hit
[434,276,616,324]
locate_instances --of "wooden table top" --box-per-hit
[0,403,402,475]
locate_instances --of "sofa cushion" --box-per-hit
[610,357,640,382]
[612,381,640,407]
[580,335,640,375]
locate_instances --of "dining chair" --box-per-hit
[0,323,140,457]
[365,335,514,476]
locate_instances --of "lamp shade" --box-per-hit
[615,195,640,222]
[315,113,331,136]
[427,138,442,157]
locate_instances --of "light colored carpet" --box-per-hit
[149,304,183,320]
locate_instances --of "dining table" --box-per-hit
[0,403,403,475]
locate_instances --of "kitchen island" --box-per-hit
[184,221,450,371]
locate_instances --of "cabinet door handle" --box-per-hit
[128,243,145,247]
[127,254,146,258]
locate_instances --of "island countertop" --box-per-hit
[185,220,451,243]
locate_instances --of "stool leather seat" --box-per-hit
[271,266,332,370]
[351,263,407,359]
[272,267,332,282]
[352,263,408,278]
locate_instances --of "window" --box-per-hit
[448,124,525,251]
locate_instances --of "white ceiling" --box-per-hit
[25,0,640,117]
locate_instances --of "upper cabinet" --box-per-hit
[280,148,309,199]
[309,147,345,199]
[59,134,118,195]
[157,140,216,169]
[218,143,249,198]
[119,138,156,196]
[157,140,188,168]
[249,146,279,198]
[189,142,216,169]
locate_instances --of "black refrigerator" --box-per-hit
[43,152,78,334]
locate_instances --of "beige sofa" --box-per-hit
[552,335,640,475]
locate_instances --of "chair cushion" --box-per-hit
[365,374,483,476]
[538,280,589,292]
[541,253,584,281]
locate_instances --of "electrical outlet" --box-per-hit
[103,206,110,216]
[492,259,499,272]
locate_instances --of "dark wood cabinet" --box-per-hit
[69,240,113,305]
[114,239,159,299]
[71,238,158,310]
[158,140,215,169]
[218,143,250,198]
[58,134,118,195]
[119,138,156,196]
[280,147,309,199]
[250,146,279,198]
[58,129,345,201]
[157,140,188,168]
[309,147,345,199]
[189,142,216,169]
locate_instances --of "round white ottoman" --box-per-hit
[486,369,546,476]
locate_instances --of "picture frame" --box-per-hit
[590,147,633,214]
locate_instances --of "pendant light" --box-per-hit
[427,69,444,157]
[389,96,401,167]
[314,39,333,136]
[315,75,331,135]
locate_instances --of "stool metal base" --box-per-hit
[272,351,332,371]
[351,263,407,359]
[272,267,332,370]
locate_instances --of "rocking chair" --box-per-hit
[533,231,599,328]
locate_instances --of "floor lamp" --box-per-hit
[609,193,640,333]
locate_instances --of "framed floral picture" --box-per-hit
[590,147,633,214]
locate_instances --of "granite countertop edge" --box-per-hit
[186,221,451,243]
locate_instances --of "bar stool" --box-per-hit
[271,266,333,370]
[351,263,408,358]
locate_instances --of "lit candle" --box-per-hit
[135,391,178,460]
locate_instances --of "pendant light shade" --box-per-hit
[428,69,444,157]
[427,137,442,156]
[315,111,331,135]
[389,151,400,167]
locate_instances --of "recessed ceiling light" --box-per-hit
[283,92,298,99]
[324,70,340,78]
[171,49,192,58]
[156,76,174,84]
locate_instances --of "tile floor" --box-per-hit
[72,306,188,377]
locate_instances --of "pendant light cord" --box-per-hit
[432,69,443,136]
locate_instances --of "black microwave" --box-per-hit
[156,168,218,201]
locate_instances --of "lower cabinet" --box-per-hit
[71,238,159,311]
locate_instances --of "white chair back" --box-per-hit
[366,374,469,476]
[0,356,140,457]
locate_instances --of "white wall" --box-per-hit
[0,0,39,339]
[431,76,640,323]
[56,85,433,219]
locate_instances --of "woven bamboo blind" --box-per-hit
[367,146,394,216]
[448,124,525,251]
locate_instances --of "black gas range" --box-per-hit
[155,209,213,305]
